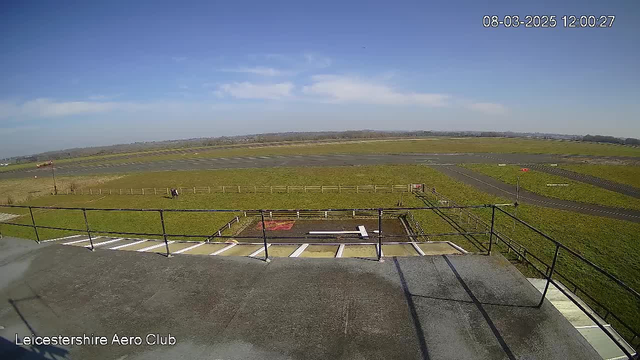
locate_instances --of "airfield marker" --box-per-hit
[210,243,236,255]
[336,244,345,258]
[63,236,101,245]
[290,244,309,257]
[42,234,83,243]
[249,244,271,257]
[86,238,123,248]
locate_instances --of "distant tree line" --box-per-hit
[582,134,640,146]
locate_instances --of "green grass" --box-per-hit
[5,137,640,173]
[561,164,640,189]
[462,164,640,211]
[1,164,638,341]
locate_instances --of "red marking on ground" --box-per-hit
[257,221,295,231]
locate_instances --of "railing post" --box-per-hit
[159,210,171,258]
[377,208,383,262]
[260,210,270,262]
[82,209,95,251]
[538,244,560,307]
[28,206,40,244]
[488,205,496,255]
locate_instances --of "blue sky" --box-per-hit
[1,0,639,157]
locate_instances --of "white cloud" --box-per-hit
[217,82,294,100]
[302,75,449,106]
[303,53,332,68]
[0,98,144,120]
[88,93,123,101]
[467,102,508,115]
[220,67,289,76]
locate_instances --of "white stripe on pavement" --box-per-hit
[110,240,147,250]
[210,243,236,255]
[290,244,309,257]
[138,241,174,252]
[174,242,205,254]
[249,244,271,257]
[85,238,123,248]
[411,242,426,256]
[336,244,345,258]
[63,237,101,245]
[42,234,83,243]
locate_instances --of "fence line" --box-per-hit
[63,184,418,196]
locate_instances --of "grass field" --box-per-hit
[1,164,638,341]
[0,175,122,204]
[462,164,640,210]
[4,137,640,173]
[561,164,640,189]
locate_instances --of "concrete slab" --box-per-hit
[342,244,377,258]
[382,244,419,257]
[146,242,198,254]
[417,242,462,255]
[179,242,228,255]
[217,244,262,256]
[299,245,339,258]
[118,240,153,251]
[0,237,601,360]
[265,245,299,257]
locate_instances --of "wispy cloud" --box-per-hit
[467,102,508,115]
[0,98,144,120]
[217,82,294,100]
[220,66,290,77]
[302,75,449,106]
[87,94,123,101]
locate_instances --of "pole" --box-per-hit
[51,162,57,195]
[82,209,94,251]
[28,206,40,244]
[538,244,560,307]
[260,210,270,262]
[488,206,496,255]
[377,209,383,262]
[513,175,519,231]
[159,210,171,257]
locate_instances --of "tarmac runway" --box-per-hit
[0,152,584,179]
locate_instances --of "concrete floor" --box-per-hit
[0,237,600,360]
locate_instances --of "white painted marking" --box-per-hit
[63,236,101,245]
[358,225,368,239]
[411,242,426,256]
[138,241,174,252]
[575,324,611,329]
[42,234,82,243]
[210,243,236,255]
[249,244,271,257]
[290,244,309,257]
[85,238,123,248]
[110,239,146,250]
[447,241,469,254]
[336,244,345,258]
[174,242,205,254]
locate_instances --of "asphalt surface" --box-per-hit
[435,165,640,223]
[527,164,640,199]
[0,152,582,179]
[0,237,599,360]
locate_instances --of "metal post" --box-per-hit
[28,207,40,244]
[159,210,171,257]
[488,206,496,255]
[260,210,270,262]
[82,209,95,251]
[51,162,57,195]
[377,209,383,262]
[538,244,560,307]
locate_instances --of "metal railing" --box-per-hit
[61,184,416,196]
[0,202,637,358]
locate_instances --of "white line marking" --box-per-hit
[249,244,271,257]
[447,241,469,254]
[358,225,369,239]
[174,242,205,254]
[575,324,611,329]
[411,242,426,256]
[110,239,146,250]
[42,234,83,243]
[85,238,123,248]
[63,237,100,245]
[138,241,174,252]
[290,244,309,257]
[210,243,236,255]
[336,244,345,258]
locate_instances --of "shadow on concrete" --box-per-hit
[1,296,69,360]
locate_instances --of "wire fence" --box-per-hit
[60,184,420,195]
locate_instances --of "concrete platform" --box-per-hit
[0,237,600,360]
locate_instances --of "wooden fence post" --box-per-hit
[142,188,144,195]
[254,186,257,193]
[223,186,225,194]
[208,186,211,193]
[238,185,241,193]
